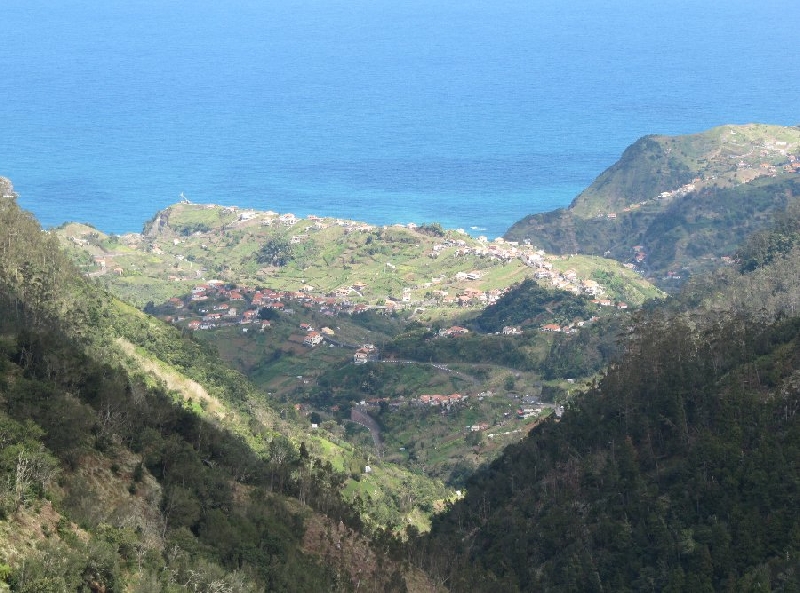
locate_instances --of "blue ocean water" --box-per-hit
[2,0,798,239]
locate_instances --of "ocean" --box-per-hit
[2,0,799,239]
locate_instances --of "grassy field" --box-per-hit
[56,203,662,308]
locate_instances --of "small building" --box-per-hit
[303,332,323,347]
[354,344,378,364]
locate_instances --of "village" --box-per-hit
[152,252,624,341]
[58,195,664,345]
[145,270,583,438]
[74,199,642,343]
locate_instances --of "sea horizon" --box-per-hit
[2,0,799,238]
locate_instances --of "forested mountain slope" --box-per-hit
[418,205,800,591]
[0,183,428,591]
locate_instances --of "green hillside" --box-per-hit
[506,124,800,289]
[0,183,439,591]
[55,201,661,310]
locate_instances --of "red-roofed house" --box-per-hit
[303,332,323,347]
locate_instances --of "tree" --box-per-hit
[257,307,278,321]
[254,237,294,267]
[1,443,59,511]
[268,435,298,492]
[417,223,445,237]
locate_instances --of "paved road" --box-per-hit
[379,359,479,384]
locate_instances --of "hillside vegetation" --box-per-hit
[3,121,800,591]
[55,201,660,311]
[0,183,437,591]
[52,197,663,493]
[506,124,800,289]
[414,203,800,591]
